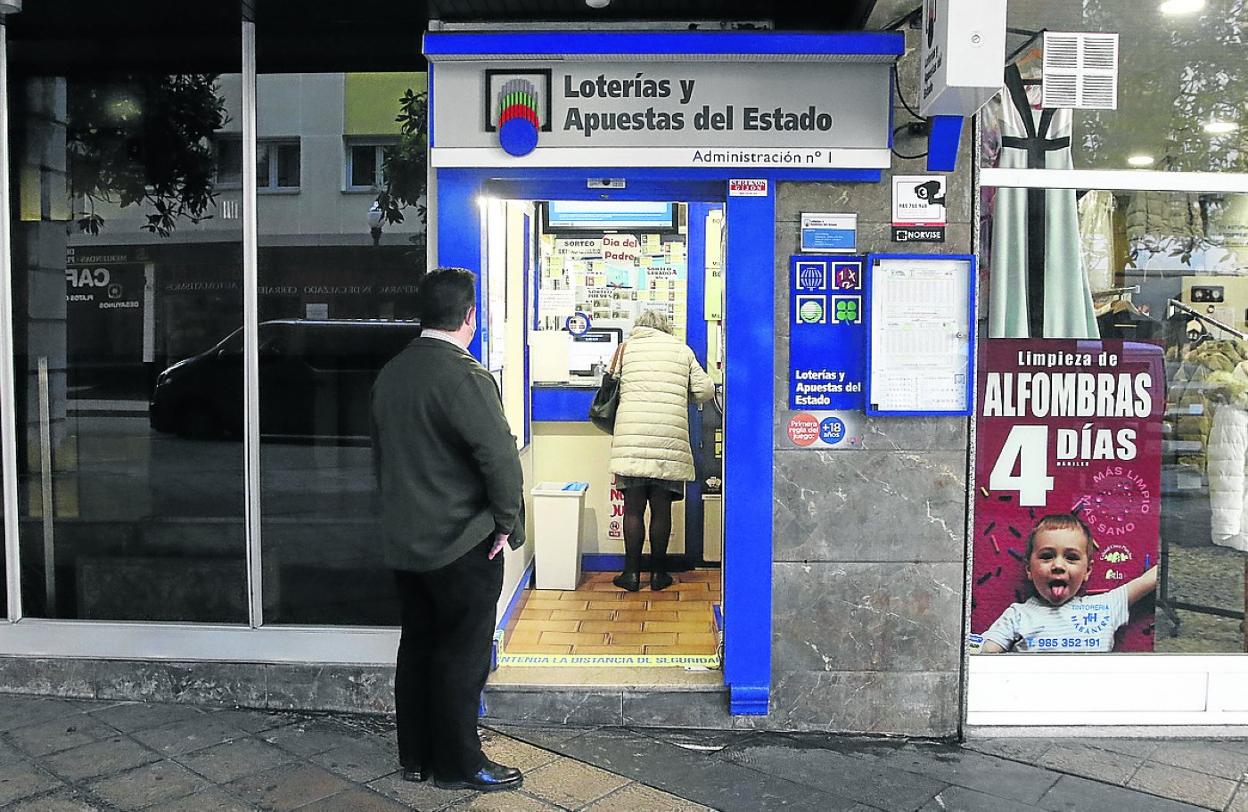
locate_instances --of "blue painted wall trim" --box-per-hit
[496,559,534,642]
[480,169,880,185]
[723,188,774,716]
[426,31,904,59]
[927,115,964,173]
[582,553,625,572]
[437,170,485,359]
[531,387,596,422]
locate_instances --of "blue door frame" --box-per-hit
[435,166,876,715]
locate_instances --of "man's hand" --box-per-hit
[488,533,509,560]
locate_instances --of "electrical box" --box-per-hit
[918,0,1008,118]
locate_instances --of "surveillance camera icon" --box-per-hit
[914,180,946,207]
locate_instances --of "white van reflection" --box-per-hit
[150,319,421,440]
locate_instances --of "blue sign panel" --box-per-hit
[801,227,857,251]
[788,255,867,411]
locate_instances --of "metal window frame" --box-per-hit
[0,16,402,664]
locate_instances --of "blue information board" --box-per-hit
[788,255,867,411]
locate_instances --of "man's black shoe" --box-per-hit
[433,760,523,792]
[400,766,428,783]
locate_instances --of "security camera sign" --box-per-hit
[892,175,947,242]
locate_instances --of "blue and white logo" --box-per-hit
[795,262,827,291]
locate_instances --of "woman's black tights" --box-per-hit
[622,484,674,576]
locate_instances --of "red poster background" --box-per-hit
[971,340,1165,652]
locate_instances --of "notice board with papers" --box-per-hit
[866,254,975,416]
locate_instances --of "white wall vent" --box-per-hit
[1042,31,1119,110]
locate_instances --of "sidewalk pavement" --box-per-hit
[0,693,1241,811]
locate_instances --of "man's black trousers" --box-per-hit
[393,536,503,779]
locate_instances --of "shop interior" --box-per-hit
[478,196,727,686]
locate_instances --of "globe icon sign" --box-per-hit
[797,264,824,290]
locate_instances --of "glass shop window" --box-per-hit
[971,187,1248,657]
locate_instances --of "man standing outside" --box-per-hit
[371,267,524,792]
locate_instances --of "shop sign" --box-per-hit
[728,179,768,197]
[969,340,1163,654]
[431,62,892,168]
[891,175,947,242]
[788,255,866,411]
[800,213,857,253]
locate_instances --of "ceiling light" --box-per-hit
[1204,120,1240,135]
[1127,154,1155,167]
[1159,0,1206,14]
[585,0,611,8]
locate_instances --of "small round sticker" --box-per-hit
[787,413,819,447]
[819,416,846,445]
[565,312,591,336]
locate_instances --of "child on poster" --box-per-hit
[980,513,1158,653]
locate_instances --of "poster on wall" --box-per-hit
[788,255,866,411]
[970,339,1164,654]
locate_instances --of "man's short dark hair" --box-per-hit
[417,267,477,331]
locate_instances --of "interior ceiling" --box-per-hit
[425,0,879,29]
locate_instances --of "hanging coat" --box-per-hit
[1206,365,1248,552]
[988,64,1100,339]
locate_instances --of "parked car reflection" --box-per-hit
[150,319,421,440]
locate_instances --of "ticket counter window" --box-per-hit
[481,198,726,675]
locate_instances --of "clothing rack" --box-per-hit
[1159,299,1248,646]
[1167,299,1247,339]
[1093,284,1141,297]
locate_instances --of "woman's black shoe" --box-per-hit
[613,571,641,591]
[434,760,523,792]
[400,766,427,783]
[650,571,674,591]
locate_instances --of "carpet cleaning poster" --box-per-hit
[970,340,1165,653]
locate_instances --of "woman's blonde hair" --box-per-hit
[634,309,673,335]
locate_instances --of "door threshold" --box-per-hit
[489,664,724,690]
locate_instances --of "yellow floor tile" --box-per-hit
[569,645,644,655]
[586,581,624,591]
[540,631,609,646]
[518,620,580,633]
[643,645,687,654]
[614,610,679,623]
[506,630,543,648]
[587,600,626,610]
[524,599,588,611]
[632,590,680,601]
[518,609,552,621]
[556,590,594,600]
[517,645,574,654]
[643,621,713,633]
[579,621,642,634]
[549,609,614,622]
[669,581,708,591]
[677,610,713,623]
[609,631,677,646]
[677,633,719,649]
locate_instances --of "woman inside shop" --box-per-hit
[608,309,716,592]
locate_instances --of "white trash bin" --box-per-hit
[531,482,588,590]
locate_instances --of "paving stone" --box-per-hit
[486,723,592,749]
[639,727,757,753]
[208,708,309,734]
[919,785,1043,812]
[296,787,411,811]
[1038,743,1145,786]
[1228,785,1248,812]
[0,759,65,805]
[131,715,247,757]
[724,741,944,810]
[90,702,207,733]
[5,787,101,811]
[1148,741,1248,781]
[883,744,1060,806]
[1039,774,1209,812]
[86,760,210,809]
[521,759,631,809]
[227,762,352,810]
[0,697,92,732]
[583,781,716,811]
[174,735,297,783]
[146,786,256,811]
[480,730,560,773]
[0,737,27,766]
[447,790,564,811]
[1127,762,1239,810]
[6,715,119,758]
[41,736,161,782]
[963,737,1054,764]
[260,718,370,756]
[1073,738,1164,759]
[309,737,400,783]
[368,772,472,811]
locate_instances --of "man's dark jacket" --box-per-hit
[371,336,525,572]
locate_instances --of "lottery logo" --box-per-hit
[485,70,551,157]
[831,295,862,324]
[795,262,827,291]
[565,312,591,336]
[833,263,862,290]
[796,295,827,325]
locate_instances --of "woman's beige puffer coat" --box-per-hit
[609,326,715,482]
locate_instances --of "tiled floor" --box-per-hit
[505,570,720,657]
